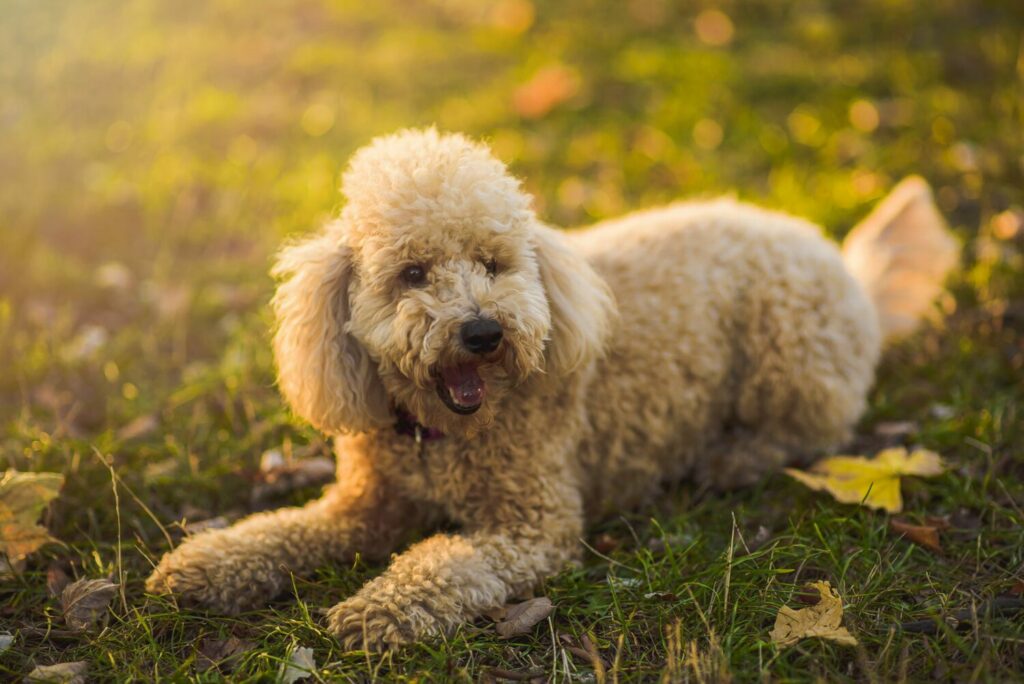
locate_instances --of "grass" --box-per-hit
[2,0,1023,680]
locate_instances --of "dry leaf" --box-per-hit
[769,580,858,649]
[0,470,65,572]
[784,447,945,513]
[495,597,554,638]
[61,578,119,631]
[25,661,88,684]
[482,605,508,622]
[279,645,317,683]
[46,561,72,597]
[889,519,942,553]
[196,635,255,673]
[592,533,620,554]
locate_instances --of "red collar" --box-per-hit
[394,408,445,443]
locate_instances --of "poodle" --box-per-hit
[146,128,959,650]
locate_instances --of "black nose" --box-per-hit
[460,318,503,354]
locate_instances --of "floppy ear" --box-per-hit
[271,225,390,433]
[532,223,617,375]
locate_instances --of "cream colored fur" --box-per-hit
[146,129,958,650]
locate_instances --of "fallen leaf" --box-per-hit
[0,470,65,572]
[61,578,119,631]
[0,632,12,653]
[196,635,255,673]
[46,561,72,597]
[592,533,620,554]
[25,661,88,684]
[481,605,508,622]
[495,597,554,638]
[1009,580,1024,597]
[279,645,316,683]
[889,519,942,553]
[769,580,858,649]
[784,448,945,513]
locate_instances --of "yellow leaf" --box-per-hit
[784,448,945,513]
[0,470,65,569]
[770,581,858,649]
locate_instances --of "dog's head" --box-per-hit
[271,129,615,435]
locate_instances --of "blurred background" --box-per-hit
[2,1,1023,678]
[1,0,1022,562]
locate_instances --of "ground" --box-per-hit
[1,0,1023,681]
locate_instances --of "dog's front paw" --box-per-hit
[145,533,286,614]
[326,595,418,652]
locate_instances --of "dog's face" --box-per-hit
[272,129,614,436]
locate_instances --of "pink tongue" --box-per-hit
[441,363,485,407]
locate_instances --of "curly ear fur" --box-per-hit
[532,223,617,375]
[271,225,390,433]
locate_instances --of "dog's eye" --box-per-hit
[400,264,427,286]
[484,258,499,277]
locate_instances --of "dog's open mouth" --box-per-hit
[434,363,485,415]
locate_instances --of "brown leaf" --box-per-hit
[769,581,858,648]
[924,515,951,530]
[46,561,72,597]
[592,533,620,555]
[0,471,65,571]
[25,661,88,683]
[61,578,119,631]
[494,597,554,638]
[196,635,255,673]
[481,605,508,622]
[889,519,942,553]
[1009,580,1024,597]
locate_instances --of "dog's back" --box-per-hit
[567,188,953,512]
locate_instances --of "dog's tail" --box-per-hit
[842,176,960,341]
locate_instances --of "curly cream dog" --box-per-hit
[147,128,958,650]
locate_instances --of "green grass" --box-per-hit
[2,0,1023,680]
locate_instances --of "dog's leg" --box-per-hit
[326,481,583,651]
[145,458,414,614]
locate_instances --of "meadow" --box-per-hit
[1,0,1022,680]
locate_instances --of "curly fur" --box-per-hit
[147,128,958,650]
